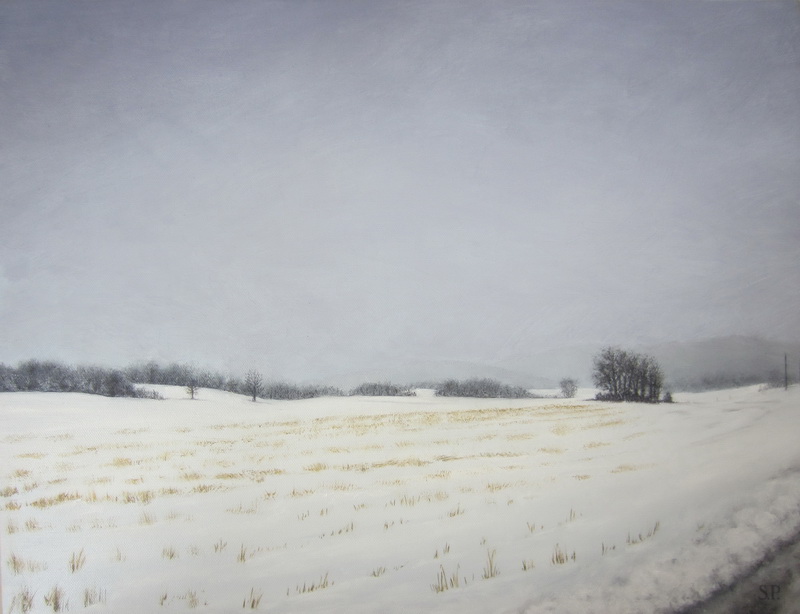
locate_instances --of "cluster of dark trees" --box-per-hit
[592,347,665,403]
[435,378,535,399]
[0,360,160,398]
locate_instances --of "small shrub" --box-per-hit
[559,378,578,398]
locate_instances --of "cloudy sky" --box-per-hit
[1,0,799,382]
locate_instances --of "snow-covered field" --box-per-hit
[2,385,799,613]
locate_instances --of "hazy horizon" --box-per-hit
[2,1,799,383]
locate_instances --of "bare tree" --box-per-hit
[244,370,264,402]
[186,377,200,400]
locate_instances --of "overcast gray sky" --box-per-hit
[1,0,799,382]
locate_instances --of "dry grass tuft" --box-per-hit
[325,521,354,537]
[30,492,81,508]
[162,546,179,560]
[482,549,499,579]
[295,572,332,594]
[627,521,661,545]
[551,543,576,565]
[44,585,68,612]
[213,539,227,553]
[139,511,157,525]
[192,484,220,493]
[215,472,244,480]
[431,564,460,593]
[227,501,258,514]
[25,517,42,531]
[8,552,26,574]
[121,490,154,504]
[242,588,263,609]
[566,508,579,522]
[69,548,86,572]
[10,585,36,612]
[522,559,535,571]
[487,482,512,493]
[448,503,465,517]
[184,590,201,608]
[371,566,387,577]
[17,452,46,459]
[83,587,107,607]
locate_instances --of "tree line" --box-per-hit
[1,352,671,403]
[0,360,160,398]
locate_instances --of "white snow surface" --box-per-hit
[1,385,799,613]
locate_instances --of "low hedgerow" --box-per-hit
[349,382,415,397]
[434,378,534,399]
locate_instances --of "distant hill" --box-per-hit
[482,336,800,392]
[644,336,800,391]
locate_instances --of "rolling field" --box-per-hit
[2,385,799,613]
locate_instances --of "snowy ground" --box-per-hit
[2,385,799,613]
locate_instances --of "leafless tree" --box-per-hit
[244,370,264,402]
[186,377,200,400]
